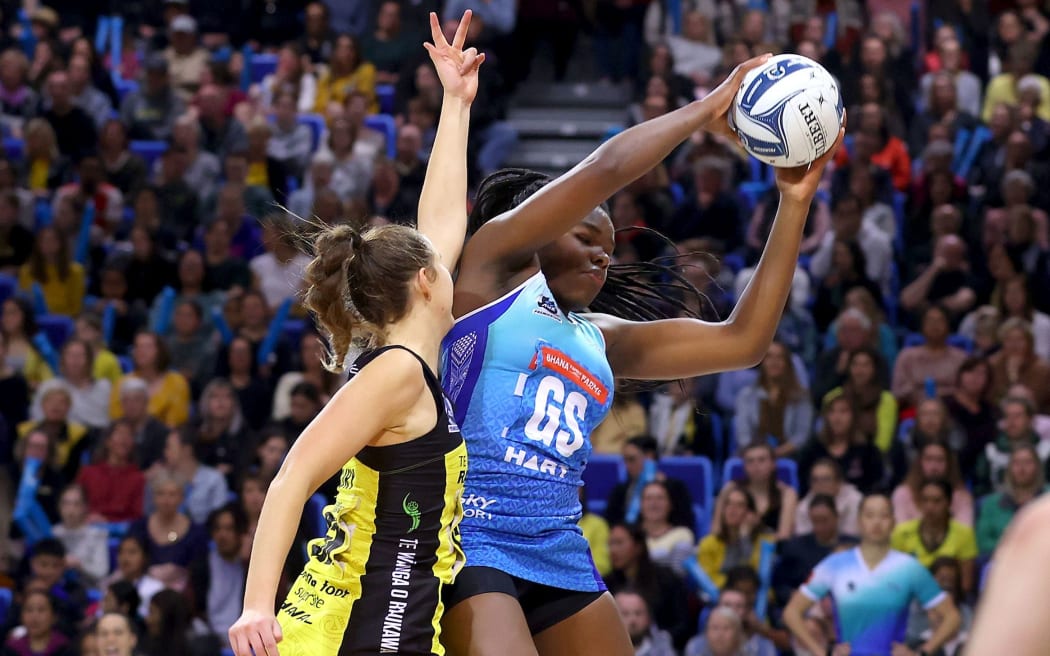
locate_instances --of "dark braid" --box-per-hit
[470,168,712,324]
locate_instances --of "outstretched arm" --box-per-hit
[229,350,426,656]
[589,129,845,380]
[416,11,483,269]
[464,54,772,271]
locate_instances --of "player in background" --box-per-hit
[227,12,481,656]
[965,494,1050,655]
[415,55,845,655]
[783,494,961,656]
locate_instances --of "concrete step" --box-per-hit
[507,106,625,139]
[502,138,602,172]
[513,81,632,109]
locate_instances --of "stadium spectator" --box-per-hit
[315,34,377,114]
[798,396,884,494]
[109,332,190,427]
[29,340,110,429]
[988,317,1050,409]
[590,385,649,455]
[698,486,776,589]
[605,523,691,649]
[76,419,146,522]
[639,480,695,576]
[41,71,97,161]
[94,613,138,656]
[733,341,813,458]
[100,535,164,619]
[189,503,247,646]
[3,590,71,656]
[714,443,798,539]
[606,435,695,529]
[777,493,859,607]
[614,589,677,656]
[0,49,40,136]
[892,304,969,408]
[114,377,169,470]
[977,443,1047,557]
[823,347,898,454]
[794,459,862,537]
[17,380,90,481]
[891,478,979,595]
[150,428,229,525]
[130,471,208,590]
[270,332,340,422]
[975,395,1050,496]
[51,484,109,586]
[2,295,52,387]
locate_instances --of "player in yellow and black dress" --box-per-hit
[227,11,483,656]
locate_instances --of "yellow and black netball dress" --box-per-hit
[276,345,468,656]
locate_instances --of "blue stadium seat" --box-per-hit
[657,456,714,533]
[0,588,10,629]
[117,355,133,373]
[305,493,326,539]
[364,114,397,159]
[3,137,23,161]
[296,113,326,153]
[376,84,396,114]
[897,417,915,443]
[282,319,306,346]
[582,454,625,515]
[251,53,279,83]
[722,457,799,491]
[0,274,15,305]
[115,78,139,103]
[130,140,168,172]
[903,332,973,352]
[37,314,74,348]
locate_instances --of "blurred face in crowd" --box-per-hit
[705,610,742,656]
[396,124,423,162]
[919,482,950,524]
[332,35,358,72]
[198,84,225,120]
[117,538,147,578]
[722,488,750,530]
[47,71,72,109]
[67,55,91,91]
[2,298,25,336]
[178,250,205,288]
[607,525,639,571]
[241,478,266,517]
[621,443,647,480]
[211,510,241,559]
[107,423,135,464]
[1003,278,1028,316]
[931,75,957,115]
[916,401,948,439]
[21,593,55,639]
[858,495,894,545]
[120,389,149,422]
[172,301,201,339]
[740,10,765,43]
[810,502,839,544]
[940,38,963,73]
[207,385,236,422]
[858,74,881,104]
[241,293,267,329]
[615,592,651,643]
[38,225,61,259]
[61,342,90,381]
[640,483,672,525]
[641,94,669,121]
[921,307,950,344]
[919,442,950,479]
[825,398,854,438]
[59,486,87,526]
[860,36,887,71]
[153,477,184,516]
[274,93,297,127]
[718,589,748,619]
[41,389,71,422]
[1009,448,1040,489]
[836,314,869,352]
[31,551,64,588]
[931,205,961,238]
[743,446,774,484]
[847,351,876,387]
[132,333,160,371]
[1002,326,1031,359]
[831,241,856,276]
[1002,400,1033,440]
[257,435,288,472]
[761,342,788,379]
[80,633,99,656]
[831,197,862,239]
[304,2,327,37]
[24,431,49,463]
[289,388,321,424]
[96,614,136,656]
[649,44,672,75]
[377,2,401,33]
[958,362,989,398]
[683,11,710,42]
[809,463,840,497]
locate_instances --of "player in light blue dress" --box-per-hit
[783,494,961,656]
[414,54,845,656]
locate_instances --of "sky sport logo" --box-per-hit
[403,494,421,533]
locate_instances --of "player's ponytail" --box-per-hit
[302,223,435,372]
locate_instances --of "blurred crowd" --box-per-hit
[0,0,1044,655]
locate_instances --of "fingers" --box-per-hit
[257,627,280,656]
[813,127,846,168]
[428,12,446,47]
[452,9,472,50]
[734,52,772,79]
[459,47,483,75]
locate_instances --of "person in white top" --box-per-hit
[794,458,862,537]
[640,480,695,576]
[249,216,312,311]
[665,11,722,85]
[30,340,111,429]
[51,484,109,585]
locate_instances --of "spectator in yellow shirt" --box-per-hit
[109,332,190,428]
[891,478,978,596]
[2,296,53,387]
[982,41,1050,122]
[18,226,85,317]
[697,486,775,589]
[314,34,377,115]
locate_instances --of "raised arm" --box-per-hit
[228,350,426,656]
[589,129,845,381]
[416,11,483,269]
[464,54,772,269]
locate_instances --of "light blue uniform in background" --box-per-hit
[441,273,614,591]
[801,547,946,655]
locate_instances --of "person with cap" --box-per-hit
[164,15,210,102]
[29,7,59,44]
[119,53,186,142]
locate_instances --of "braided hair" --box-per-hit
[469,168,713,324]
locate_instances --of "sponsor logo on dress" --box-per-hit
[528,346,609,404]
[533,295,562,322]
[402,494,421,533]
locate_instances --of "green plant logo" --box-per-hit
[403,494,421,533]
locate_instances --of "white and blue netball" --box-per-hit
[730,54,844,168]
